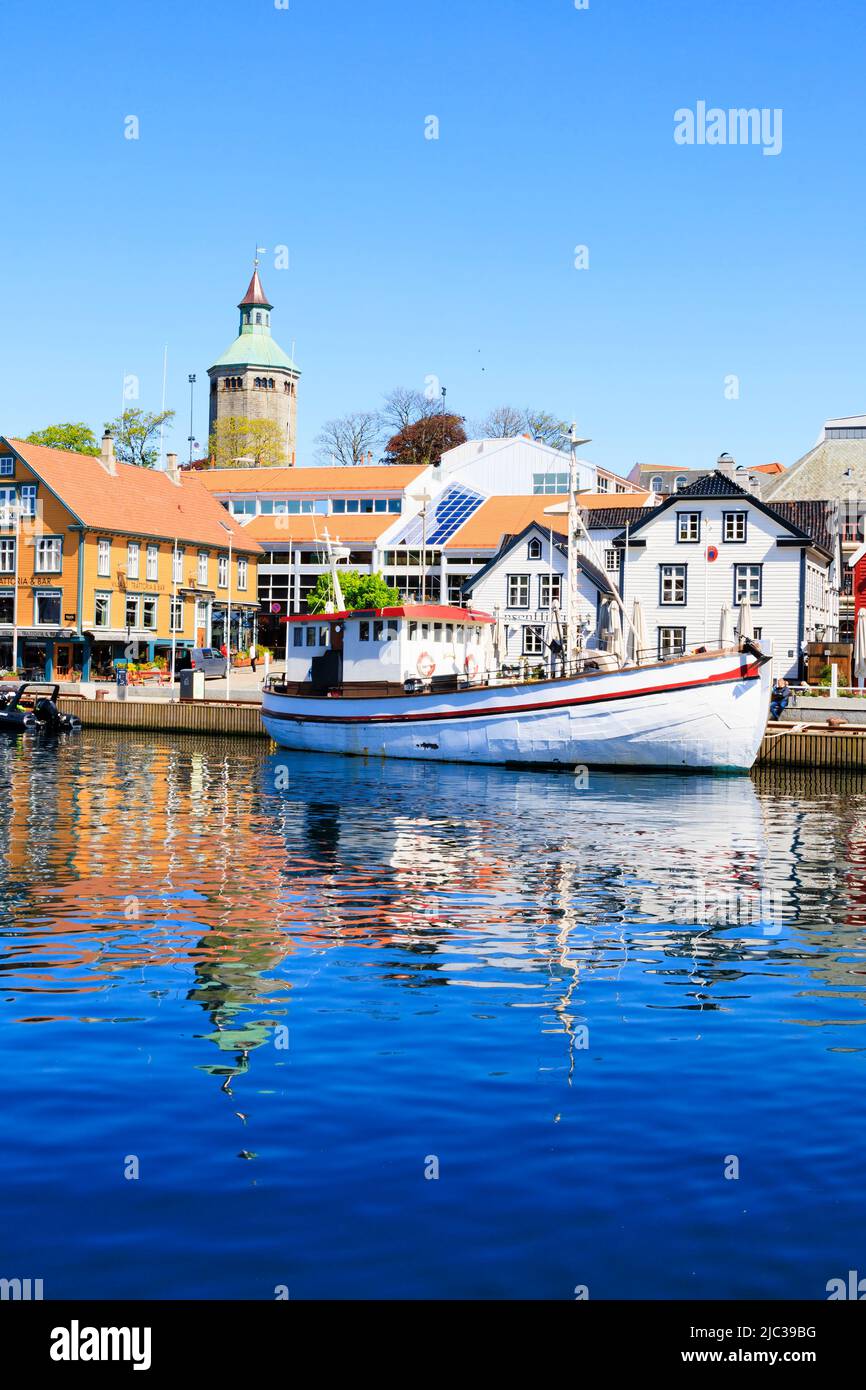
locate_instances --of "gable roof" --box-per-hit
[612,469,829,555]
[195,464,427,494]
[5,438,263,553]
[460,520,616,598]
[242,511,397,546]
[443,492,651,551]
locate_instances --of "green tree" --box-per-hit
[210,416,285,468]
[24,422,100,455]
[107,408,175,468]
[307,570,400,614]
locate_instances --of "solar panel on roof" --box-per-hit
[399,484,484,548]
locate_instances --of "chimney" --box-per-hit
[716,451,736,476]
[100,428,117,477]
[165,451,181,486]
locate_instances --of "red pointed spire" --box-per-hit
[238,267,273,310]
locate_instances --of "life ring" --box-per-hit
[464,653,479,679]
[416,651,436,679]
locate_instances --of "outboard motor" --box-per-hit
[34,697,60,731]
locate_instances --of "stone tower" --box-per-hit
[207,266,300,465]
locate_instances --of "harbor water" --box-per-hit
[1,731,864,1299]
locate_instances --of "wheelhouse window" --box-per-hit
[305,626,318,646]
[359,621,370,641]
[97,538,111,577]
[734,563,762,605]
[527,538,542,560]
[523,625,546,655]
[127,541,139,579]
[94,592,111,628]
[658,626,686,658]
[660,564,687,605]
[35,537,62,573]
[293,626,304,647]
[677,511,701,543]
[539,574,562,609]
[723,511,747,543]
[35,591,61,626]
[507,574,530,608]
[0,538,15,573]
[146,544,158,580]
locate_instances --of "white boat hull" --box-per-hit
[261,649,772,773]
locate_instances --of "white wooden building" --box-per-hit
[612,473,837,676]
[462,521,615,667]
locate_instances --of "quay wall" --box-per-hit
[56,696,866,771]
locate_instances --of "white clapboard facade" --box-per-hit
[613,473,837,677]
[462,522,615,665]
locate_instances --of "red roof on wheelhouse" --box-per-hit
[281,604,495,624]
[238,267,273,309]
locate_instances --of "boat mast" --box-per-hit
[567,423,591,660]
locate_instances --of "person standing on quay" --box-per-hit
[250,643,257,674]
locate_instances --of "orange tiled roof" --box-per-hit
[6,439,263,553]
[194,464,428,493]
[444,493,651,550]
[749,462,786,475]
[242,512,396,545]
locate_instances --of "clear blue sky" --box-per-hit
[1,0,863,476]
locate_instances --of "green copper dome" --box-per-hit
[208,329,299,373]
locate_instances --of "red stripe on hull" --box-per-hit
[263,661,763,727]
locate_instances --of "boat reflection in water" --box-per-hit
[2,732,866,1298]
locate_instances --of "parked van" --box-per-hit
[180,648,227,680]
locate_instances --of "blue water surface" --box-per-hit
[0,732,863,1299]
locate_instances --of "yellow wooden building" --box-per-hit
[0,432,262,679]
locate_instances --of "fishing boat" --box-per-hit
[261,432,772,773]
[0,683,82,735]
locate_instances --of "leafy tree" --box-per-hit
[383,412,466,468]
[24,422,101,455]
[107,408,175,468]
[314,411,381,466]
[209,416,284,468]
[307,569,400,614]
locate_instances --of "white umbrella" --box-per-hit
[854,609,866,690]
[628,597,648,665]
[602,599,625,664]
[719,602,735,647]
[737,596,754,643]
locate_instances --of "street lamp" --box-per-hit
[218,520,233,701]
[187,374,196,467]
[409,491,433,601]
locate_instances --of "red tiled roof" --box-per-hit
[243,512,395,545]
[6,438,263,552]
[195,464,427,493]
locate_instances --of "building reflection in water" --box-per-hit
[2,733,866,1094]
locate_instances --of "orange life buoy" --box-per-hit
[464,653,479,679]
[417,651,436,679]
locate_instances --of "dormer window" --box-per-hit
[527,537,542,560]
[674,475,687,492]
[650,475,663,492]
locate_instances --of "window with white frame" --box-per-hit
[172,547,183,584]
[723,511,747,542]
[597,476,610,493]
[0,591,13,623]
[19,484,36,518]
[146,544,158,580]
[0,487,15,524]
[527,538,542,560]
[238,557,248,591]
[507,574,530,608]
[197,551,209,585]
[125,595,140,628]
[532,473,569,495]
[522,625,546,655]
[658,626,686,658]
[35,537,62,573]
[734,563,762,605]
[677,511,701,543]
[35,591,61,625]
[170,597,184,631]
[142,596,158,629]
[0,456,13,476]
[127,541,139,579]
[660,564,686,605]
[539,574,563,609]
[0,538,15,574]
[218,554,228,588]
[97,538,111,576]
[604,548,618,572]
[94,592,111,628]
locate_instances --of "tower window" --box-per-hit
[268,378,274,389]
[255,312,262,324]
